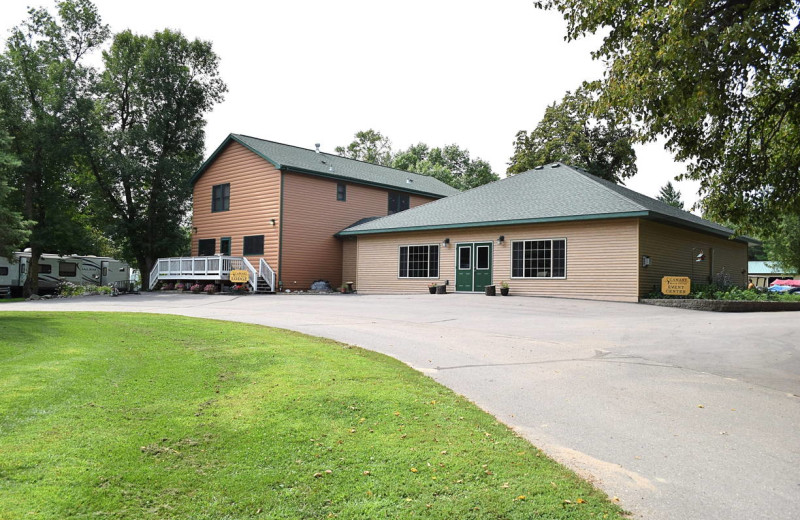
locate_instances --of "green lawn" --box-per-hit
[0,312,626,519]
[0,298,25,303]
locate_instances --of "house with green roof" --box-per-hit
[149,134,458,292]
[338,163,752,302]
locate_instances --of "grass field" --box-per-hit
[0,312,626,519]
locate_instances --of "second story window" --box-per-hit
[337,182,347,201]
[212,183,230,212]
[388,191,410,215]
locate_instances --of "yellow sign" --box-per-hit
[662,276,691,296]
[229,270,249,283]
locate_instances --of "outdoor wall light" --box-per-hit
[695,250,705,262]
[271,218,276,226]
[192,226,198,233]
[496,235,505,245]
[641,255,651,268]
[441,238,450,248]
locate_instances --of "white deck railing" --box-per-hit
[259,258,276,292]
[148,255,275,292]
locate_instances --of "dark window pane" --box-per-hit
[40,264,52,274]
[198,239,216,256]
[459,246,471,270]
[59,262,77,277]
[399,246,408,277]
[476,246,490,270]
[220,237,231,256]
[0,267,7,276]
[399,194,409,211]
[429,246,439,277]
[512,242,523,277]
[337,183,346,201]
[243,235,264,256]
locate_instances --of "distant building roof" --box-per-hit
[748,261,796,275]
[192,134,460,199]
[338,162,753,242]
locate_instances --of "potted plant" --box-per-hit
[190,283,202,294]
[175,282,185,293]
[500,281,509,296]
[161,282,175,291]
[203,284,216,294]
[428,282,437,294]
[231,283,248,294]
[436,284,447,294]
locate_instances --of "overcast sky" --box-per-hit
[2,0,701,208]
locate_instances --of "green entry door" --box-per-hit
[455,242,493,292]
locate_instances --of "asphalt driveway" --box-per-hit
[3,293,799,520]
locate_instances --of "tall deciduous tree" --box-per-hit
[507,88,637,183]
[335,129,393,166]
[81,29,227,289]
[657,182,684,210]
[0,122,32,260]
[536,0,800,231]
[392,143,498,190]
[0,0,109,295]
[337,130,499,191]
[763,215,800,273]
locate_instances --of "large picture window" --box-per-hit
[243,235,264,256]
[398,245,439,278]
[511,239,566,278]
[388,191,410,214]
[212,183,230,212]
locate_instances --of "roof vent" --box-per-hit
[315,143,321,153]
[550,163,560,168]
[406,178,413,184]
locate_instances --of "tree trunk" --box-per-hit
[139,255,153,291]
[23,244,40,297]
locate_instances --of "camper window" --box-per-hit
[0,267,7,276]
[40,264,52,274]
[59,262,78,277]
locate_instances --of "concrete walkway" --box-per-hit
[3,293,799,520]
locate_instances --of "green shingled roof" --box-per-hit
[191,134,460,198]
[338,163,751,241]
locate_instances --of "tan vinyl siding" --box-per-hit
[341,238,358,289]
[191,141,280,270]
[280,172,437,290]
[355,219,640,302]
[638,219,748,296]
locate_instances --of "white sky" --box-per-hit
[2,0,701,209]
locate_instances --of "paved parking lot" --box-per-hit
[4,293,800,519]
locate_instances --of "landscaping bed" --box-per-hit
[641,299,800,312]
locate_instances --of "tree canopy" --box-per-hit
[80,28,226,289]
[657,181,684,210]
[0,122,31,260]
[0,0,109,294]
[536,0,800,231]
[336,130,499,190]
[0,0,226,293]
[507,88,637,183]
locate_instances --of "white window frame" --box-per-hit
[510,238,567,279]
[398,244,440,279]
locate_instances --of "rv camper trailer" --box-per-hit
[0,251,131,297]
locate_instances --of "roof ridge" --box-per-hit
[232,133,456,182]
[561,163,648,212]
